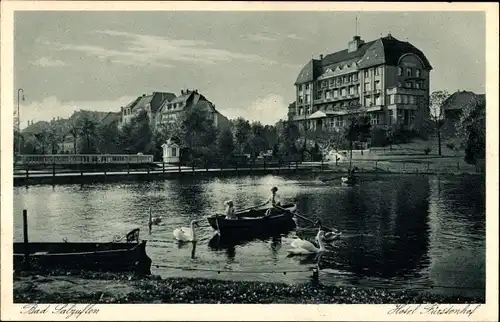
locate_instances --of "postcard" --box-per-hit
[1,1,498,321]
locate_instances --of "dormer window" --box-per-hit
[406,68,412,77]
[416,69,421,77]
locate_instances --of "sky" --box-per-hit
[13,10,485,128]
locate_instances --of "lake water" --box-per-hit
[13,173,485,298]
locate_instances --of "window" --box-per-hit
[375,95,381,105]
[375,67,380,76]
[405,81,413,88]
[374,80,381,91]
[403,95,409,104]
[396,94,402,104]
[364,97,372,106]
[343,76,348,83]
[171,148,177,157]
[410,95,416,104]
[341,88,347,96]
[356,85,360,94]
[370,114,380,125]
[305,83,310,90]
[365,82,371,91]
[390,94,395,104]
[299,97,304,104]
[398,67,403,76]
[353,73,358,81]
[305,94,310,103]
[326,91,331,100]
[406,68,412,77]
[415,81,421,89]
[364,70,369,78]
[337,78,342,86]
[416,69,421,77]
[315,91,322,100]
[349,86,355,95]
[333,89,338,98]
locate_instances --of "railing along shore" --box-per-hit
[13,157,482,187]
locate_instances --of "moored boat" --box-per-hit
[13,228,152,276]
[207,203,297,235]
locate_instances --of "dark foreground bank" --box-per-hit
[13,272,484,304]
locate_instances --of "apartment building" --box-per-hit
[291,33,432,132]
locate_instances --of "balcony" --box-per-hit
[386,87,426,95]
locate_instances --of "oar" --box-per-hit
[273,205,337,232]
[236,205,261,213]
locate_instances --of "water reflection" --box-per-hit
[13,174,485,297]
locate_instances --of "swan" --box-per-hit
[173,219,200,242]
[287,227,326,255]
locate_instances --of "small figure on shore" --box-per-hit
[224,200,237,220]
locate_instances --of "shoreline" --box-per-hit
[13,166,482,187]
[13,272,485,304]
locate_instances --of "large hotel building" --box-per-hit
[289,33,432,132]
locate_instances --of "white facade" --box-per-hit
[161,139,180,164]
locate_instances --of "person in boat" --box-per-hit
[347,166,358,179]
[224,200,237,220]
[261,187,281,216]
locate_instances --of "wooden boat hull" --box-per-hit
[13,240,152,276]
[207,203,297,235]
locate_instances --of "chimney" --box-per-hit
[348,35,364,53]
[319,54,323,60]
[387,32,393,39]
[195,89,198,94]
[181,90,184,95]
[142,94,146,97]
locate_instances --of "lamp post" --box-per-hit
[17,88,25,155]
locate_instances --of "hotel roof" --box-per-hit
[295,34,432,85]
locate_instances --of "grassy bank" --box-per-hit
[13,272,484,304]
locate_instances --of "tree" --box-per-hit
[345,114,371,167]
[457,95,485,164]
[78,115,98,153]
[68,120,80,154]
[248,122,268,159]
[428,90,450,156]
[96,121,121,154]
[33,130,48,154]
[278,121,300,159]
[233,117,251,154]
[178,105,218,163]
[217,128,235,163]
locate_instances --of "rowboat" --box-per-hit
[13,228,152,276]
[207,203,297,236]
